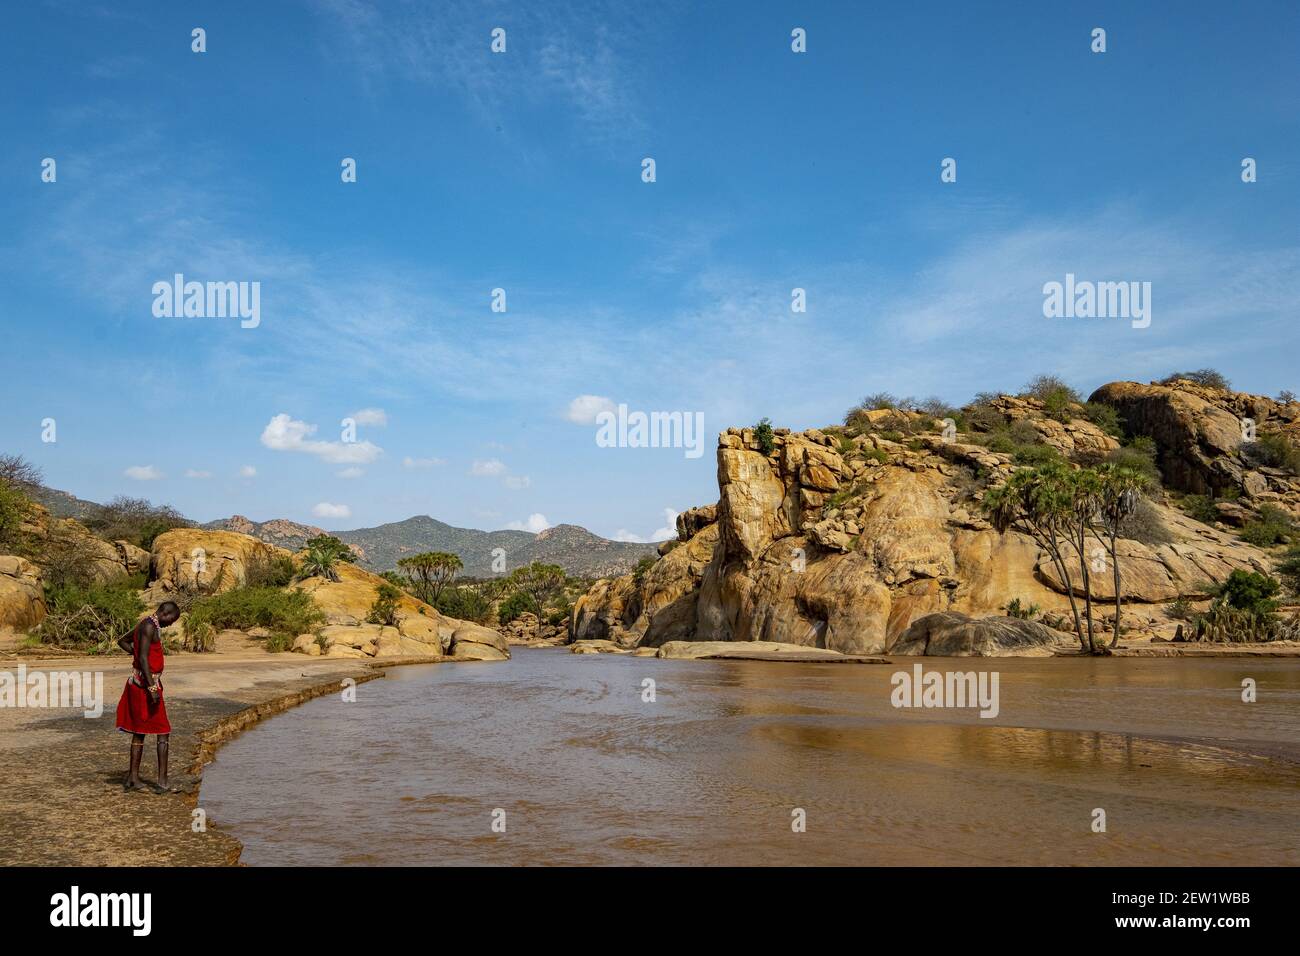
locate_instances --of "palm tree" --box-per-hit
[1091,463,1149,647]
[397,552,463,606]
[983,462,1088,652]
[1070,468,1104,653]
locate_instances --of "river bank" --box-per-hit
[4,644,1300,866]
[0,650,405,865]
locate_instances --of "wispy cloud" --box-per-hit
[261,414,383,465]
[124,465,163,481]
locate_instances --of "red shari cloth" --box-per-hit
[116,621,170,735]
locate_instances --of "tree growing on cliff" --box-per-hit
[1090,463,1150,647]
[982,462,1089,652]
[297,535,355,582]
[397,551,463,605]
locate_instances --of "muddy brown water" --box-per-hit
[199,649,1300,865]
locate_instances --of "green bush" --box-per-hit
[496,591,534,625]
[1240,505,1295,547]
[35,578,146,651]
[83,496,190,550]
[1106,443,1160,484]
[1180,494,1219,525]
[0,482,35,554]
[1005,598,1040,620]
[631,556,656,585]
[1242,431,1300,474]
[1165,597,1195,621]
[1082,402,1123,436]
[1277,546,1300,596]
[1160,369,1230,391]
[244,551,297,589]
[366,582,402,626]
[297,535,355,582]
[754,417,775,455]
[1011,444,1062,466]
[1217,569,1281,616]
[434,586,493,624]
[186,587,324,645]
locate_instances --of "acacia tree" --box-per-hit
[1090,463,1149,647]
[982,462,1088,653]
[397,551,463,606]
[504,562,567,639]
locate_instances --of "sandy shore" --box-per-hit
[0,649,424,865]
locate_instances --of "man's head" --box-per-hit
[157,601,180,627]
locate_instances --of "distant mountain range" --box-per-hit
[24,483,659,578]
[201,514,659,578]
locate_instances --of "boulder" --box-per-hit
[0,556,46,631]
[891,612,1070,657]
[447,623,510,661]
[150,528,285,594]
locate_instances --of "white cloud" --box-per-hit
[614,508,678,543]
[261,413,383,464]
[470,458,507,478]
[503,475,532,490]
[336,467,365,479]
[651,508,679,542]
[239,465,257,478]
[402,456,445,469]
[184,469,212,479]
[349,407,388,426]
[312,502,352,519]
[505,513,551,533]
[566,394,616,424]
[124,465,163,481]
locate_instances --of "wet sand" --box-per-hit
[201,649,1300,866]
[0,653,385,865]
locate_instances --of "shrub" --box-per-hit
[1011,444,1062,466]
[1216,570,1281,616]
[1021,375,1082,405]
[1106,443,1160,484]
[1277,546,1300,596]
[0,481,35,553]
[1005,598,1040,620]
[1118,498,1174,546]
[1241,431,1300,474]
[918,397,957,420]
[297,535,355,582]
[0,453,43,487]
[186,587,324,644]
[244,551,297,589]
[1240,505,1295,547]
[1180,494,1219,525]
[366,582,402,626]
[1279,390,1297,404]
[859,392,897,411]
[754,417,775,455]
[1082,402,1123,437]
[631,556,656,585]
[497,591,534,625]
[83,496,190,549]
[434,586,493,624]
[1165,597,1195,621]
[962,402,1004,433]
[1160,369,1231,391]
[35,578,146,651]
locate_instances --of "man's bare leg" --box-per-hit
[125,735,146,791]
[151,734,173,794]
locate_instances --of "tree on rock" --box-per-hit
[504,562,567,640]
[397,551,463,606]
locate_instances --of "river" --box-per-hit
[200,649,1300,865]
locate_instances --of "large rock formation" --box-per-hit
[1089,380,1300,512]
[575,403,1277,656]
[0,556,46,632]
[891,612,1070,657]
[147,527,508,661]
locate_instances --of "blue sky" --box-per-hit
[2,0,1297,541]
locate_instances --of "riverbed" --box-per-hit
[200,649,1300,865]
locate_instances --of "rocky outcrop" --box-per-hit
[984,395,1121,455]
[0,556,46,632]
[574,411,1276,656]
[149,528,284,595]
[891,612,1071,657]
[18,503,135,584]
[1089,380,1300,511]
